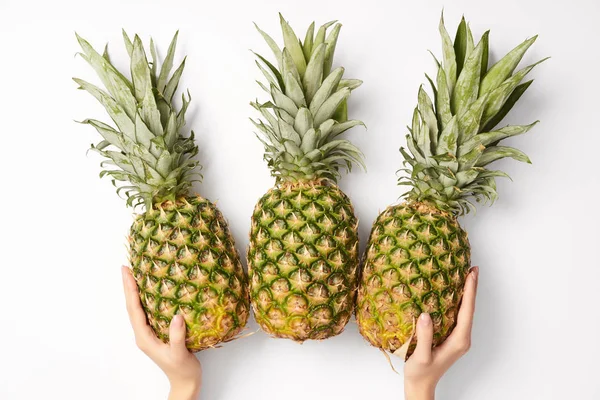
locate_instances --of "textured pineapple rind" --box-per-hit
[356,201,470,353]
[248,182,359,341]
[128,195,250,352]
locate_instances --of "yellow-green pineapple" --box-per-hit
[248,16,364,341]
[356,15,545,357]
[74,32,249,351]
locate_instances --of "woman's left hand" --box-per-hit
[122,266,202,400]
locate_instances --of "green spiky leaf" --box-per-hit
[252,17,364,184]
[74,32,199,210]
[399,15,544,215]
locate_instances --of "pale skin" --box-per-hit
[122,267,202,400]
[122,265,478,400]
[404,266,479,400]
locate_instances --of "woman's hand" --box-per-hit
[122,266,202,400]
[404,266,479,400]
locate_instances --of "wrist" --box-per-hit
[404,380,436,400]
[168,378,201,400]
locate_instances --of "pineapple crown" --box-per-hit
[400,14,547,215]
[251,14,365,185]
[74,31,199,210]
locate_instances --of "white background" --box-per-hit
[1,0,599,399]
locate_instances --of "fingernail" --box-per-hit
[122,267,137,289]
[471,266,479,281]
[172,314,184,327]
[419,313,431,325]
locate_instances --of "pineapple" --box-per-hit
[356,15,545,357]
[74,32,249,351]
[248,15,364,341]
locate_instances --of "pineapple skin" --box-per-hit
[248,182,359,341]
[128,195,250,351]
[356,201,470,354]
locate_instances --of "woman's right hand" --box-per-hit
[404,266,479,400]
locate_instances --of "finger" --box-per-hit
[410,313,434,364]
[439,266,478,357]
[454,266,479,337]
[121,267,161,349]
[169,314,190,359]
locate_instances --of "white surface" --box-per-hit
[1,0,599,399]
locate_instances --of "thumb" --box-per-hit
[169,315,190,359]
[411,313,434,364]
